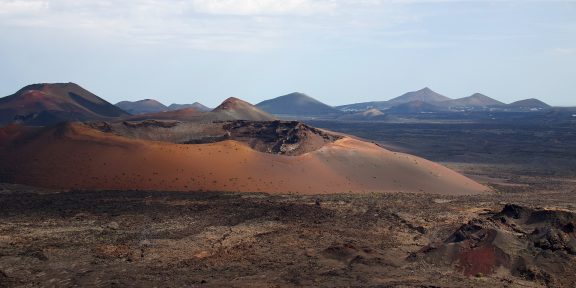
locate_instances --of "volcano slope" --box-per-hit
[0,119,488,195]
[0,83,129,125]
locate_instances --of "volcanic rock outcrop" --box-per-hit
[417,204,576,286]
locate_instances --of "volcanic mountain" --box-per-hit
[124,97,276,122]
[256,92,341,116]
[212,97,276,121]
[0,119,488,195]
[443,93,505,108]
[388,87,451,105]
[0,83,129,125]
[169,102,211,112]
[508,98,551,109]
[115,99,168,114]
[337,87,450,112]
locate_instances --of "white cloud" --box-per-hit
[7,0,565,52]
[0,0,406,51]
[189,0,338,16]
[0,0,47,14]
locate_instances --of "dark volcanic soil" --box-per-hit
[306,121,576,177]
[0,178,575,287]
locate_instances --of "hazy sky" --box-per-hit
[1,0,575,107]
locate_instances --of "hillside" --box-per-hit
[212,97,276,121]
[0,121,489,195]
[116,99,168,114]
[337,87,451,112]
[0,83,129,125]
[387,87,451,105]
[444,93,505,108]
[508,98,551,109]
[256,92,341,116]
[169,102,211,112]
[126,97,276,122]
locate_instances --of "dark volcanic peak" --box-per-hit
[508,98,551,109]
[0,82,129,125]
[256,92,341,116]
[388,87,452,105]
[115,99,168,115]
[168,102,211,112]
[446,93,505,107]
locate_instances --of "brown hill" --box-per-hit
[387,87,451,105]
[256,92,341,116]
[0,83,129,125]
[211,97,276,121]
[125,98,276,122]
[443,93,505,108]
[0,121,489,195]
[508,98,551,110]
[116,99,168,114]
[168,102,211,112]
[336,87,451,112]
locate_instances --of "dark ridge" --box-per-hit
[69,92,127,117]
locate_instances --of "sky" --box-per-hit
[0,0,575,107]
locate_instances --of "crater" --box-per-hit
[85,120,342,156]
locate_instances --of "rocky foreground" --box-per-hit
[0,177,574,288]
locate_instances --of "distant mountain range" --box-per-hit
[336,88,444,111]
[336,87,552,115]
[126,97,275,122]
[0,83,564,126]
[0,83,272,125]
[116,100,211,114]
